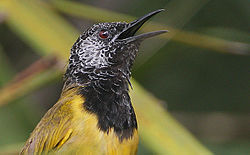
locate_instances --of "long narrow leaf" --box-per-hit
[49,0,249,55]
[131,82,211,154]
[0,56,60,106]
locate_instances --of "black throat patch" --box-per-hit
[75,68,137,141]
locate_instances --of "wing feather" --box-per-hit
[21,88,84,154]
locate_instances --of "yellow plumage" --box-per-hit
[21,87,138,155]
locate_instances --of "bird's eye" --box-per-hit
[99,30,109,39]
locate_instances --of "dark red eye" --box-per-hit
[99,30,109,39]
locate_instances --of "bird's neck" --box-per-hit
[64,67,137,141]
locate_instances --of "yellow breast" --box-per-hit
[58,91,139,155]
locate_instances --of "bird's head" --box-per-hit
[65,9,167,85]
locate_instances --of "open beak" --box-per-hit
[116,9,167,42]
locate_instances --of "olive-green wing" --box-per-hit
[20,91,81,155]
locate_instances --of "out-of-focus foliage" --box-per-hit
[0,0,249,154]
[0,0,211,154]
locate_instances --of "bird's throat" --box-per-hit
[77,71,137,141]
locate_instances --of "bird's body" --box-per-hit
[21,87,138,154]
[21,9,166,155]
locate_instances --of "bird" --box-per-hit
[20,9,167,155]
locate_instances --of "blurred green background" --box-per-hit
[0,0,249,154]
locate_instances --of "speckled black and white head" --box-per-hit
[64,9,167,87]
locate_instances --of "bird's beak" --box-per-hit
[116,9,168,42]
